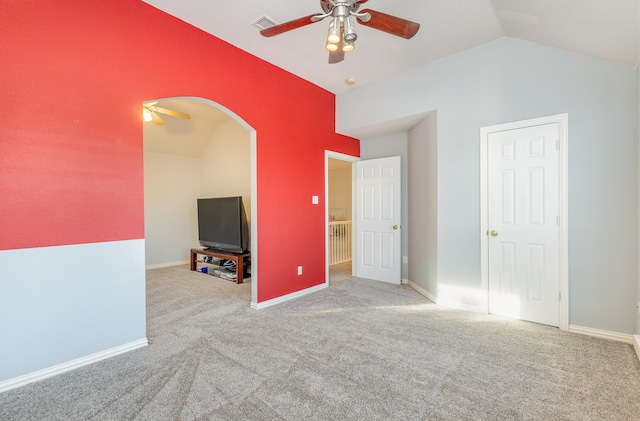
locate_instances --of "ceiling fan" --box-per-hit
[142,103,191,125]
[260,0,420,64]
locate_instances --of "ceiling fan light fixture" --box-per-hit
[259,2,420,64]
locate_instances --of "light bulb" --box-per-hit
[344,16,357,42]
[143,107,153,122]
[327,17,341,44]
[326,42,338,52]
[342,42,354,52]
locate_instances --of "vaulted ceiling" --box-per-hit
[142,0,639,94]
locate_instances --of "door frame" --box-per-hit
[479,113,569,331]
[325,150,360,285]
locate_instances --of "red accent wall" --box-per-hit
[0,1,359,302]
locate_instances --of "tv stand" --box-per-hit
[190,248,250,284]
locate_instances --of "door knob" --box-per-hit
[490,230,498,237]
[393,225,399,230]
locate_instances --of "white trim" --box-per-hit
[409,281,480,312]
[250,283,327,309]
[568,325,634,344]
[325,150,360,285]
[408,281,437,304]
[249,128,258,308]
[0,338,148,394]
[145,260,189,270]
[408,283,637,349]
[480,113,569,331]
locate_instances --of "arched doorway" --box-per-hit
[143,96,258,305]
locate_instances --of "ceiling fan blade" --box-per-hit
[358,9,420,39]
[260,14,319,37]
[328,48,344,64]
[152,106,191,120]
[150,111,165,125]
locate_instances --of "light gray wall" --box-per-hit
[337,37,639,334]
[0,240,146,382]
[408,113,438,294]
[360,133,409,280]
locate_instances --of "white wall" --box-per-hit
[360,133,409,280]
[144,119,250,267]
[338,37,639,334]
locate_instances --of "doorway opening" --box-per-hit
[143,96,258,306]
[325,151,358,285]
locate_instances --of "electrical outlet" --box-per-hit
[312,196,319,205]
[403,256,408,264]
[298,266,303,276]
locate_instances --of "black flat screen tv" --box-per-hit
[197,196,249,253]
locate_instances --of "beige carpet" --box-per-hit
[1,264,640,420]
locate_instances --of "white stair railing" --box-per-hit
[329,220,352,265]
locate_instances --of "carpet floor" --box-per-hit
[1,264,640,420]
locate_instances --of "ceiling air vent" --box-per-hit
[252,15,278,30]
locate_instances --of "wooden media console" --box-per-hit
[190,248,250,284]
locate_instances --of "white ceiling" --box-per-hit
[142,0,639,94]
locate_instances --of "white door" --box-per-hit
[487,123,559,326]
[355,156,401,284]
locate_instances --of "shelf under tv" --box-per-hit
[190,248,250,284]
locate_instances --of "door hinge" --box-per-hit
[556,215,560,226]
[558,291,561,302]
[556,139,560,150]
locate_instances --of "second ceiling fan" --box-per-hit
[260,0,420,64]
[143,102,191,126]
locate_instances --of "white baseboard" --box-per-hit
[0,338,148,394]
[251,283,327,309]
[146,260,189,270]
[568,325,634,344]
[407,281,637,348]
[408,280,481,312]
[408,281,437,304]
